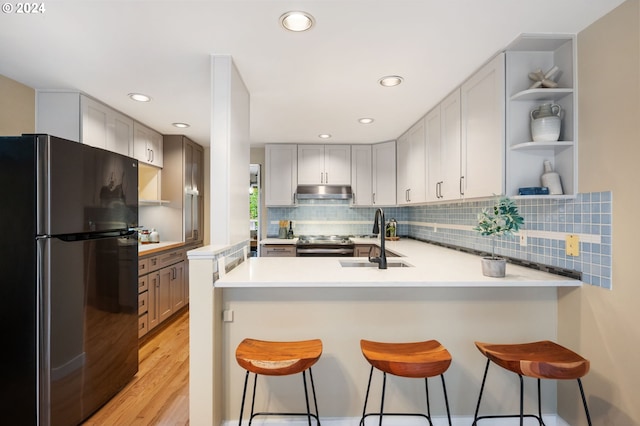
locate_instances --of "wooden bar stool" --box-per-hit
[359,339,452,426]
[235,338,323,426]
[472,340,592,426]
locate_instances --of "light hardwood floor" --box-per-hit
[83,309,190,426]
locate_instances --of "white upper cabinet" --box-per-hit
[460,52,506,199]
[265,144,298,206]
[81,96,133,156]
[504,35,576,197]
[298,144,350,185]
[372,141,396,206]
[37,92,133,157]
[351,145,373,206]
[440,90,462,200]
[396,118,427,205]
[134,121,163,167]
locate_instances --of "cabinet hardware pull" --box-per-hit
[320,172,323,183]
[459,176,465,195]
[372,193,376,204]
[325,172,328,183]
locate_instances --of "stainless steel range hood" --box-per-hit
[296,185,353,200]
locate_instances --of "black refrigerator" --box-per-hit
[0,134,140,425]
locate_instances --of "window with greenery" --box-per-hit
[249,186,258,220]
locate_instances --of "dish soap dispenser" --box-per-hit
[541,160,563,195]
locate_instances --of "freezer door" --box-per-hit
[40,233,138,426]
[40,135,138,235]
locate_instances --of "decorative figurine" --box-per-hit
[528,65,560,89]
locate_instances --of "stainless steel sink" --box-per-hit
[339,260,413,268]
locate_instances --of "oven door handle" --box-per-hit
[296,248,354,255]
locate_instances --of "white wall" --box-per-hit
[209,55,250,246]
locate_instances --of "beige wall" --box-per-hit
[558,0,640,424]
[0,74,34,135]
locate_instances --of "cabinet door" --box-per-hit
[351,145,372,206]
[265,144,297,206]
[170,261,186,311]
[81,96,109,150]
[396,131,410,205]
[372,141,396,206]
[426,106,442,201]
[147,272,160,330]
[297,145,325,184]
[460,53,505,198]
[397,120,426,204]
[324,145,351,185]
[440,89,462,200]
[157,266,173,323]
[134,122,163,167]
[109,110,134,156]
[81,96,133,157]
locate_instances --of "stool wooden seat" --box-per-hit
[236,338,323,426]
[359,339,452,426]
[472,340,592,426]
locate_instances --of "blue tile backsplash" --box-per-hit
[267,192,613,289]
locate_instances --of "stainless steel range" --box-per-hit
[296,235,355,257]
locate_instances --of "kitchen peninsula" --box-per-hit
[188,239,581,425]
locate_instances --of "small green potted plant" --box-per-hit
[474,196,524,277]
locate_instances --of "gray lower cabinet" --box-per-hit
[354,244,398,258]
[138,248,187,338]
[262,245,297,257]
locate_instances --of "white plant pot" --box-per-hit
[481,257,506,278]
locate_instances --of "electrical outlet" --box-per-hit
[519,232,527,247]
[222,310,234,322]
[566,234,580,256]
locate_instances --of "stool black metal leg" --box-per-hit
[249,373,257,426]
[238,370,250,426]
[424,377,431,419]
[518,374,524,426]
[378,372,387,426]
[577,378,593,426]
[360,366,374,426]
[309,367,320,422]
[302,370,312,426]
[440,374,452,426]
[472,358,491,425]
[537,378,545,426]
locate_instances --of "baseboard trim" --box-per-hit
[224,414,571,426]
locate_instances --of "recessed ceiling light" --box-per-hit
[128,93,151,102]
[318,134,332,139]
[358,118,374,124]
[280,11,315,32]
[172,122,190,128]
[378,76,404,87]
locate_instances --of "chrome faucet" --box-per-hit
[369,208,387,269]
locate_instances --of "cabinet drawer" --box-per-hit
[138,275,148,294]
[262,245,296,257]
[138,258,150,275]
[139,290,149,315]
[148,249,186,272]
[138,313,148,338]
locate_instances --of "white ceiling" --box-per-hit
[0,0,625,147]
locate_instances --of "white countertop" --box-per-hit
[216,238,581,288]
[138,241,184,255]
